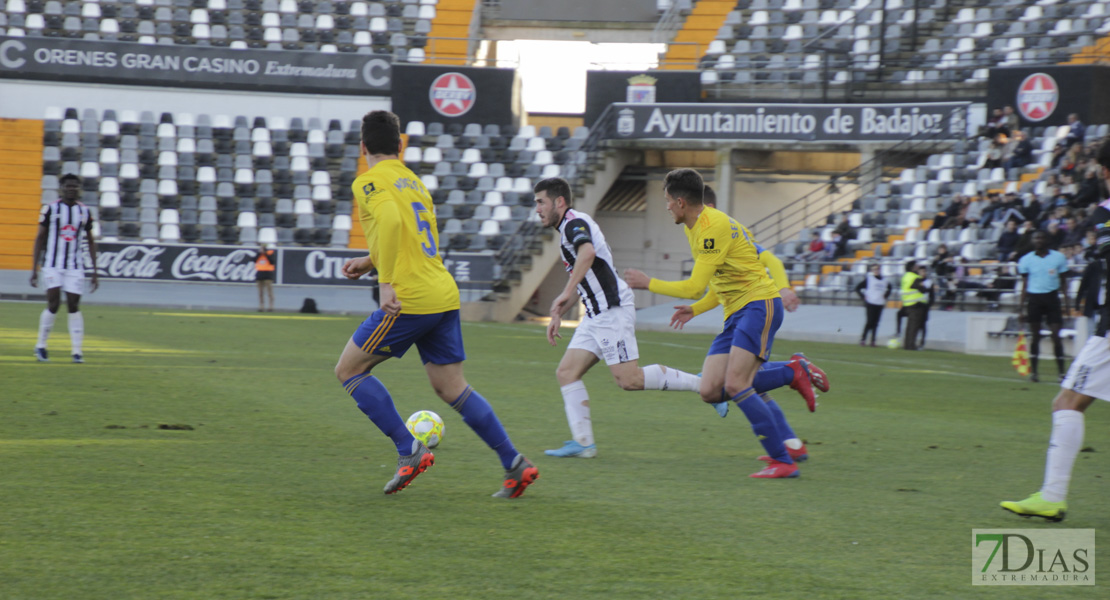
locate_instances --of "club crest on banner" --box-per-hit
[1017,73,1059,122]
[429,72,476,118]
[626,74,657,104]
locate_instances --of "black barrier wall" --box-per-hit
[988,66,1110,129]
[390,64,520,128]
[0,36,391,95]
[584,71,701,127]
[88,243,494,290]
[606,102,968,142]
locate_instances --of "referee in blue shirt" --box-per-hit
[1018,230,1071,383]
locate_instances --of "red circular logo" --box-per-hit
[1016,73,1058,123]
[60,223,77,242]
[429,72,476,118]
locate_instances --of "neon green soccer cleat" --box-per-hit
[1000,492,1067,522]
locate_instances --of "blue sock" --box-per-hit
[753,364,794,394]
[450,386,517,470]
[762,396,797,441]
[343,373,415,455]
[733,387,793,464]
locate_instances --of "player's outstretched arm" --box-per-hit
[625,261,714,300]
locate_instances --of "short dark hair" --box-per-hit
[59,173,81,184]
[533,177,572,206]
[905,260,917,271]
[702,184,717,207]
[360,110,401,156]
[663,168,703,205]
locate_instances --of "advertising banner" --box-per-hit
[606,102,969,142]
[987,65,1110,129]
[390,64,520,128]
[90,242,494,290]
[0,36,391,95]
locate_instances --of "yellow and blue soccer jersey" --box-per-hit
[683,207,779,317]
[352,159,459,314]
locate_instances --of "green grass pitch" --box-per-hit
[0,302,1106,599]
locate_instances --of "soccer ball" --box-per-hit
[887,338,901,349]
[406,410,445,449]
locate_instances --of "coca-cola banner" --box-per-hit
[92,243,256,282]
[88,242,495,289]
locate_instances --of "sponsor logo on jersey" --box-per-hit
[429,72,476,118]
[59,223,78,242]
[1017,73,1058,122]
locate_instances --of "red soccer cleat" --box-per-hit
[791,353,830,393]
[787,360,818,413]
[383,442,435,495]
[758,443,808,463]
[749,459,800,478]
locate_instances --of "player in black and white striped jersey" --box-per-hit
[29,173,99,363]
[534,177,701,458]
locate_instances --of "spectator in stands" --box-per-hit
[1022,195,1046,224]
[855,263,890,347]
[997,220,1020,261]
[798,231,825,261]
[1045,221,1066,250]
[827,232,844,260]
[931,244,955,279]
[833,215,856,242]
[1004,130,1034,170]
[1065,113,1086,147]
[978,265,1018,310]
[1015,220,1038,258]
[1060,173,1079,200]
[1073,168,1103,208]
[1063,217,1085,248]
[983,108,1006,139]
[963,194,985,226]
[994,192,1026,225]
[1058,143,1083,174]
[938,195,967,229]
[1064,241,1088,272]
[1002,106,1019,136]
[980,192,1004,226]
[983,134,1006,169]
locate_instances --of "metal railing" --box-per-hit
[748,105,970,249]
[652,0,687,44]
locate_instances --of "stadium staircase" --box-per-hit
[660,0,734,69]
[0,118,44,271]
[1065,34,1110,65]
[427,0,477,65]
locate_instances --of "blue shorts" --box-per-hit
[707,297,783,361]
[351,309,466,365]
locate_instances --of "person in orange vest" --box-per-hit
[253,244,276,312]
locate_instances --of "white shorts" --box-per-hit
[40,268,85,295]
[1062,335,1110,402]
[567,304,639,366]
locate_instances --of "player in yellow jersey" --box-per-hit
[624,169,819,478]
[334,111,537,498]
[700,185,830,465]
